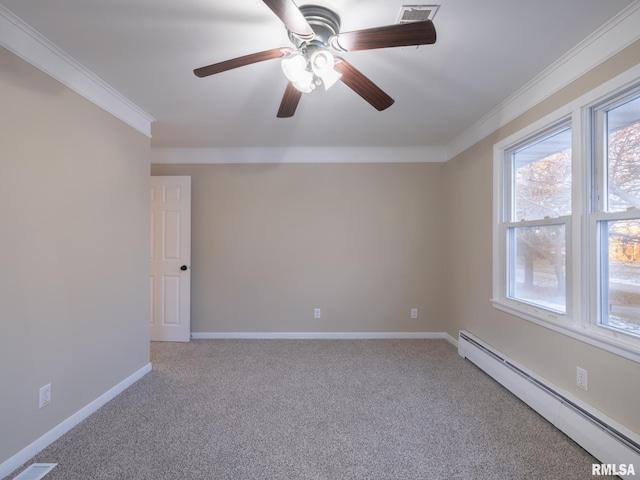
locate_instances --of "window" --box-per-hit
[590,88,640,338]
[493,66,640,361]
[503,123,572,315]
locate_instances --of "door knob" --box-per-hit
[180,265,188,271]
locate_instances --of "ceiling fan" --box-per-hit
[194,0,437,118]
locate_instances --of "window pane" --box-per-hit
[601,219,640,335]
[513,127,571,221]
[606,94,640,212]
[509,224,566,313]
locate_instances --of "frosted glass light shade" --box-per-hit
[281,53,314,92]
[310,50,342,90]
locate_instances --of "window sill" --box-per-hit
[491,298,640,364]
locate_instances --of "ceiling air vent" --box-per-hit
[396,5,439,24]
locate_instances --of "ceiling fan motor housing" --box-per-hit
[287,5,341,48]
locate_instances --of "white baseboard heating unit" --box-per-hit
[458,330,640,479]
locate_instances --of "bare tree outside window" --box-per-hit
[508,128,571,312]
[603,99,640,332]
[607,99,640,212]
[497,83,640,346]
[515,149,572,221]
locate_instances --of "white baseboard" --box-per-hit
[0,363,152,480]
[192,331,457,343]
[443,332,458,347]
[458,330,640,479]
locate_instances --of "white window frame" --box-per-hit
[585,83,640,348]
[502,119,573,317]
[492,63,640,364]
[494,114,579,326]
[587,211,640,339]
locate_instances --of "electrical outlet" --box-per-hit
[411,308,418,319]
[314,308,321,319]
[576,367,588,391]
[39,383,51,409]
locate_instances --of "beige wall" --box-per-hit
[151,163,447,334]
[0,47,150,464]
[444,39,640,434]
[2,21,639,471]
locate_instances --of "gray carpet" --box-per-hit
[10,339,614,479]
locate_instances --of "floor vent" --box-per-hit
[396,5,439,24]
[12,464,57,480]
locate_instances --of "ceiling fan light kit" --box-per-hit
[281,45,341,93]
[194,0,437,117]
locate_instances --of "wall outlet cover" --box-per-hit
[39,383,51,409]
[576,367,588,391]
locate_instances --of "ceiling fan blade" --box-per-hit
[334,60,394,111]
[277,82,303,118]
[330,20,436,52]
[262,0,315,39]
[194,48,290,78]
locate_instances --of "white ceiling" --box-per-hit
[0,0,635,149]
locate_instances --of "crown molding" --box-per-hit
[446,0,640,161]
[0,5,154,138]
[150,146,448,164]
[4,1,637,153]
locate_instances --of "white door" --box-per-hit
[150,176,191,342]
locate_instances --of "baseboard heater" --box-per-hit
[458,330,640,479]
